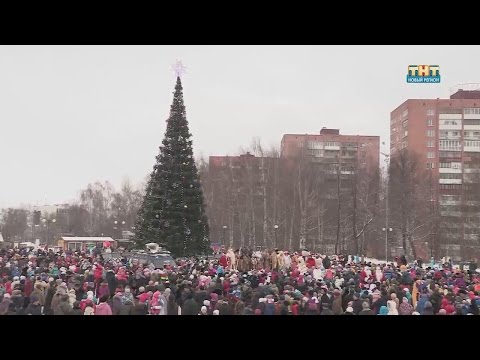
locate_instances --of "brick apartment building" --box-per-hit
[206,128,381,253]
[390,88,480,261]
[281,127,380,171]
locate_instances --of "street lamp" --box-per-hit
[382,227,393,261]
[41,218,56,245]
[381,148,391,262]
[113,219,126,239]
[222,225,227,247]
[274,224,279,249]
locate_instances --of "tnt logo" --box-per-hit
[407,65,440,83]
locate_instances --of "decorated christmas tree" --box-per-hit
[134,62,209,256]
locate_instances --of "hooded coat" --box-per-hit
[399,298,414,315]
[416,294,429,314]
[387,300,399,315]
[95,302,112,315]
[332,292,343,315]
[422,301,434,315]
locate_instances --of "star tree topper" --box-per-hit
[171,59,187,78]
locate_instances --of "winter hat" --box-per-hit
[48,277,54,283]
[13,276,19,281]
[258,298,267,303]
[138,286,145,293]
[213,310,220,315]
[345,307,354,313]
[438,309,447,315]
[200,306,208,315]
[203,300,210,307]
[3,293,10,299]
[412,311,420,315]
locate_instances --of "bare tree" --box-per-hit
[389,149,435,259]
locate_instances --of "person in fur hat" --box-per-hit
[331,289,343,315]
[30,283,46,307]
[68,289,76,306]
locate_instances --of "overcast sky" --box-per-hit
[1,45,479,208]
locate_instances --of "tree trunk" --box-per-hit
[408,234,417,259]
[261,156,268,249]
[289,182,296,251]
[335,166,341,254]
[352,169,359,255]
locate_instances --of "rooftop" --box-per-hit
[60,236,114,242]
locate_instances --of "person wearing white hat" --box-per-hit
[199,306,208,315]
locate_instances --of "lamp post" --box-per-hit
[381,147,391,263]
[113,220,126,238]
[41,218,56,245]
[274,224,279,249]
[382,227,393,261]
[222,225,228,247]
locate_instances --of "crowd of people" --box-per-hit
[0,245,479,315]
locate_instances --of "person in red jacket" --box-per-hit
[306,257,316,269]
[219,253,228,268]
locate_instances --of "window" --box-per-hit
[68,242,82,251]
[427,109,435,116]
[439,184,462,190]
[441,120,459,126]
[402,141,407,149]
[404,130,408,138]
[439,140,462,150]
[402,109,408,119]
[427,130,435,137]
[427,152,435,159]
[426,118,433,126]
[464,119,480,126]
[439,173,462,179]
[464,108,480,115]
[402,120,408,128]
[426,162,435,169]
[427,140,435,147]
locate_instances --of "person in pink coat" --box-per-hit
[95,295,112,315]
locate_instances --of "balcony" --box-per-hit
[464,145,480,153]
[464,234,480,241]
[439,168,462,174]
[324,145,340,151]
[464,114,480,120]
[439,146,462,152]
[439,124,462,131]
[439,179,462,184]
[464,124,480,131]
[464,168,480,173]
[439,199,461,206]
[440,211,462,217]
